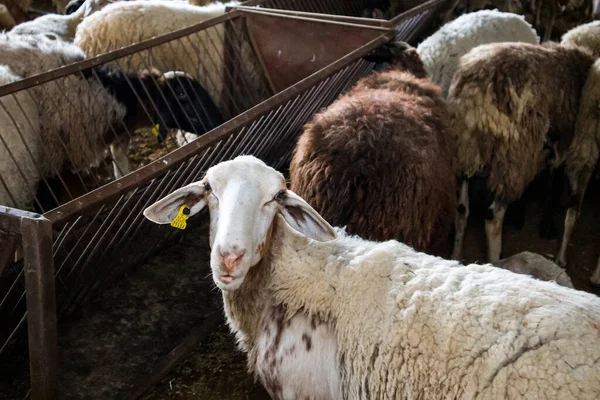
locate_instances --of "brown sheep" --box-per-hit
[289,41,456,255]
[449,41,595,262]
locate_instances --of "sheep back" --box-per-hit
[561,20,600,58]
[74,0,239,108]
[290,71,456,254]
[269,226,600,399]
[448,42,594,202]
[416,9,539,97]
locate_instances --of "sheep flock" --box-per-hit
[2,0,600,398]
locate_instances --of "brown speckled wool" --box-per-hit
[290,59,456,254]
[448,41,595,202]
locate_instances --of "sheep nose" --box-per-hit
[219,247,246,273]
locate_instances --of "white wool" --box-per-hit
[10,0,109,42]
[270,216,600,399]
[0,34,127,210]
[74,0,242,107]
[417,9,539,96]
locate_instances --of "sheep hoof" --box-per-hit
[539,219,558,240]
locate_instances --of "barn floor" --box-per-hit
[1,177,600,400]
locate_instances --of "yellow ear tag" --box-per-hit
[151,123,160,137]
[170,205,190,230]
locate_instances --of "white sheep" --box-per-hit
[65,0,213,14]
[416,9,540,97]
[0,33,221,211]
[561,20,600,58]
[74,0,243,109]
[143,155,600,400]
[10,0,111,42]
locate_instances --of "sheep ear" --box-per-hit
[279,190,337,242]
[143,182,208,225]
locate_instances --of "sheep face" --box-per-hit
[155,71,223,145]
[143,155,336,291]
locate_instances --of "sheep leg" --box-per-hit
[591,255,600,286]
[556,166,593,267]
[485,200,507,262]
[451,179,469,260]
[556,208,578,267]
[543,0,557,42]
[535,0,543,28]
[110,140,133,179]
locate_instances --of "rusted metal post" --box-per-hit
[21,214,58,400]
[0,207,58,400]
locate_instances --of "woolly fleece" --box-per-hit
[561,20,600,58]
[290,67,456,254]
[417,9,539,97]
[448,42,594,201]
[74,0,242,107]
[0,33,126,209]
[266,216,600,399]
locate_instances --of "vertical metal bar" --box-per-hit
[21,215,58,400]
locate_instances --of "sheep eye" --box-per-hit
[204,183,211,191]
[276,190,285,200]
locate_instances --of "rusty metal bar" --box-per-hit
[233,6,392,32]
[389,0,446,26]
[0,207,58,400]
[233,5,388,26]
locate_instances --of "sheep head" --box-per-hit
[143,155,337,291]
[363,40,428,79]
[147,70,223,145]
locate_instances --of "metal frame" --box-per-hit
[238,0,450,41]
[0,207,57,400]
